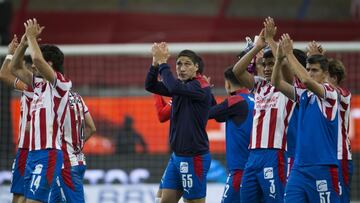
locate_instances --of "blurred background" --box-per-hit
[0,0,360,202]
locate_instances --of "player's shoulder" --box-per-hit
[336,86,351,97]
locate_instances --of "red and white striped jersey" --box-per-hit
[17,88,33,149]
[336,87,352,160]
[29,72,72,151]
[294,83,338,121]
[62,91,89,166]
[250,77,295,150]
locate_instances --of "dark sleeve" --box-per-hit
[210,93,217,106]
[145,65,171,96]
[159,63,206,100]
[209,99,229,122]
[209,97,249,125]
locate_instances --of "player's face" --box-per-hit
[306,63,326,83]
[176,56,198,81]
[28,63,40,76]
[263,57,275,81]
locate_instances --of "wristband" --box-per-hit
[5,54,13,61]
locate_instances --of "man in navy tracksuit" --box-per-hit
[145,42,213,203]
[209,66,254,203]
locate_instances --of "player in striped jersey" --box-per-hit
[327,58,352,203]
[0,35,34,203]
[49,91,96,203]
[233,19,293,202]
[11,19,71,203]
[273,34,339,202]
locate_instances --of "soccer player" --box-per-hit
[208,66,254,203]
[145,42,213,203]
[272,34,339,202]
[49,90,96,203]
[233,20,293,202]
[10,19,71,203]
[327,58,353,203]
[0,35,33,203]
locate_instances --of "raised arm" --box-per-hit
[145,43,172,96]
[25,19,56,85]
[0,35,27,90]
[264,17,294,84]
[233,29,266,89]
[264,17,278,59]
[10,34,33,87]
[282,34,325,98]
[271,39,296,100]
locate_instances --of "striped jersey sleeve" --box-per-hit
[337,87,352,160]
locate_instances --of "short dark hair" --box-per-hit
[307,54,329,72]
[40,44,64,74]
[293,49,307,68]
[263,49,274,59]
[177,49,204,74]
[328,58,346,84]
[24,55,32,65]
[224,66,240,86]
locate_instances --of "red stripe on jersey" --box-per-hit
[56,86,67,97]
[31,111,35,150]
[70,106,78,152]
[75,102,83,150]
[78,98,87,149]
[23,131,30,149]
[326,98,336,106]
[340,101,348,110]
[263,85,272,96]
[228,95,244,107]
[232,170,243,192]
[267,108,278,148]
[52,97,61,148]
[256,110,266,148]
[40,108,47,149]
[325,107,333,120]
[23,98,32,149]
[193,155,203,180]
[341,110,348,162]
[46,150,57,185]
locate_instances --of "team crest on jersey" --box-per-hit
[263,167,273,179]
[180,162,189,173]
[316,180,328,192]
[33,164,43,175]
